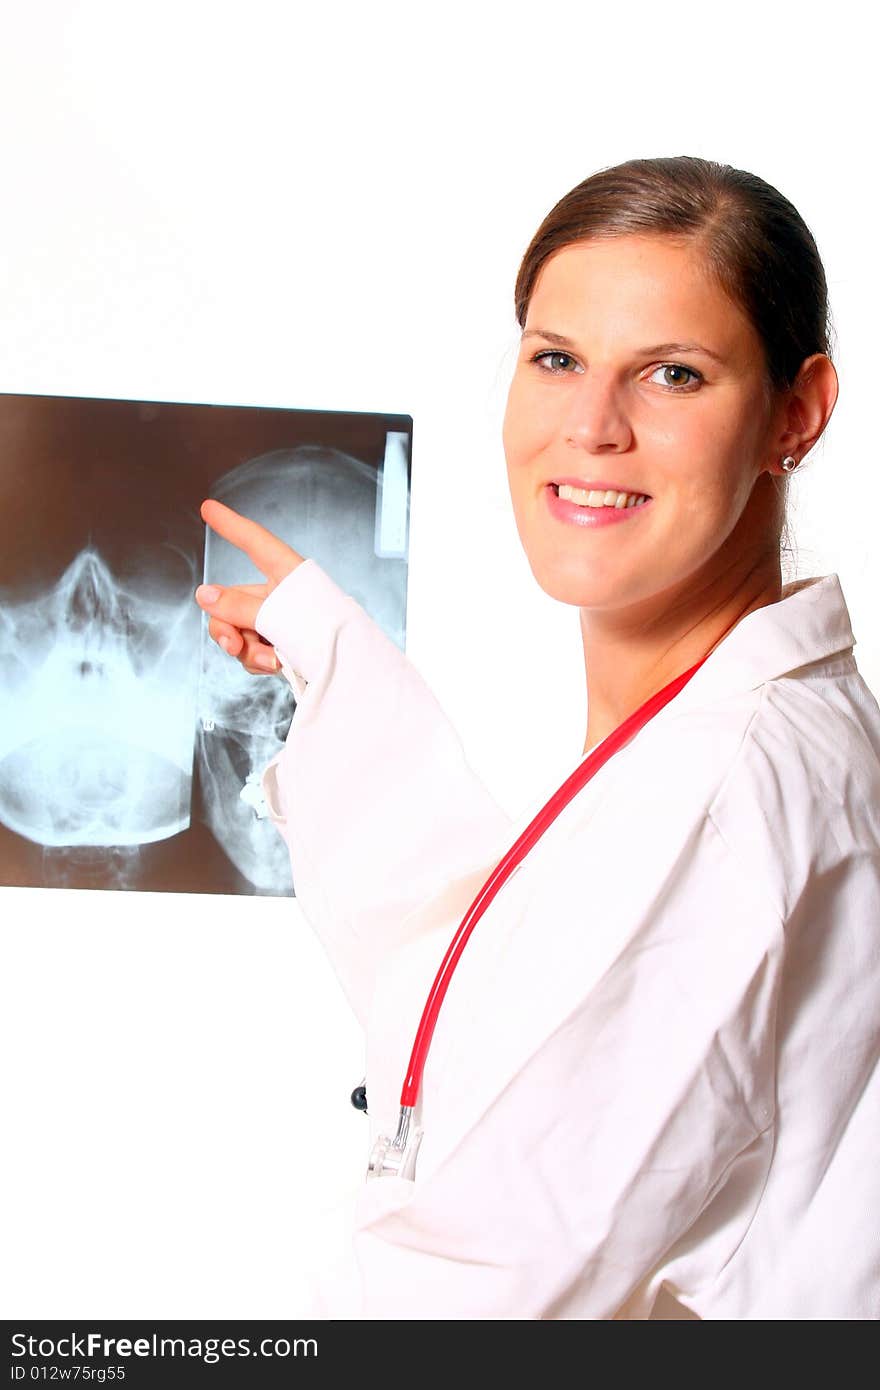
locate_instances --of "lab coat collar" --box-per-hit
[653,573,855,717]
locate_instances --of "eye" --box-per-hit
[530,350,582,374]
[647,363,702,390]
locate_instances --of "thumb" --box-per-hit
[194,582,269,633]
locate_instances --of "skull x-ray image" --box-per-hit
[197,443,409,895]
[0,392,411,897]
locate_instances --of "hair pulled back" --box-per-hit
[514,155,834,404]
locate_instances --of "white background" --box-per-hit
[1,0,876,1317]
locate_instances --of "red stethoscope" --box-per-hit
[363,651,711,1180]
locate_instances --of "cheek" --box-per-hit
[503,380,547,473]
[657,404,752,499]
[501,387,522,466]
[674,460,757,545]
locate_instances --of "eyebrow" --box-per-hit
[521,328,726,364]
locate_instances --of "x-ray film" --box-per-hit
[0,392,412,897]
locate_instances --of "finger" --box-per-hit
[195,580,269,606]
[195,583,265,633]
[206,614,278,673]
[200,498,306,584]
[206,582,275,597]
[207,616,244,658]
[238,629,280,675]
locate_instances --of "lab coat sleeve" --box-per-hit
[253,559,515,1025]
[316,813,781,1319]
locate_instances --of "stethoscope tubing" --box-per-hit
[399,652,709,1110]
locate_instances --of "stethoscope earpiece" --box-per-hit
[350,1080,368,1113]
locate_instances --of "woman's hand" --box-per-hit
[194,498,307,676]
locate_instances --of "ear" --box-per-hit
[766,354,839,473]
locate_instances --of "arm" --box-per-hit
[253,560,514,1024]
[195,501,514,1027]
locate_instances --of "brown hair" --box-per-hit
[513,154,836,563]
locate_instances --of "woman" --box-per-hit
[194,156,880,1319]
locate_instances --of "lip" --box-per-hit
[544,483,653,528]
[551,476,651,497]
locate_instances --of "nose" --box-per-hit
[562,371,633,452]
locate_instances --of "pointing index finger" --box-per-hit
[200,499,304,583]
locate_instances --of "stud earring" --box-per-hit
[781,455,799,473]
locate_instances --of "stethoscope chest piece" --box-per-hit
[367,1105,423,1181]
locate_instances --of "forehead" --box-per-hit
[527,234,759,356]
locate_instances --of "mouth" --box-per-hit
[549,481,652,509]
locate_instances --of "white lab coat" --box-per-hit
[256,562,880,1320]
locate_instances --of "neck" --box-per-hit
[579,552,782,757]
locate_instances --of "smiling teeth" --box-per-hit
[557,485,649,508]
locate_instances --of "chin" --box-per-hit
[526,553,617,609]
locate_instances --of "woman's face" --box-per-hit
[502,234,782,614]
